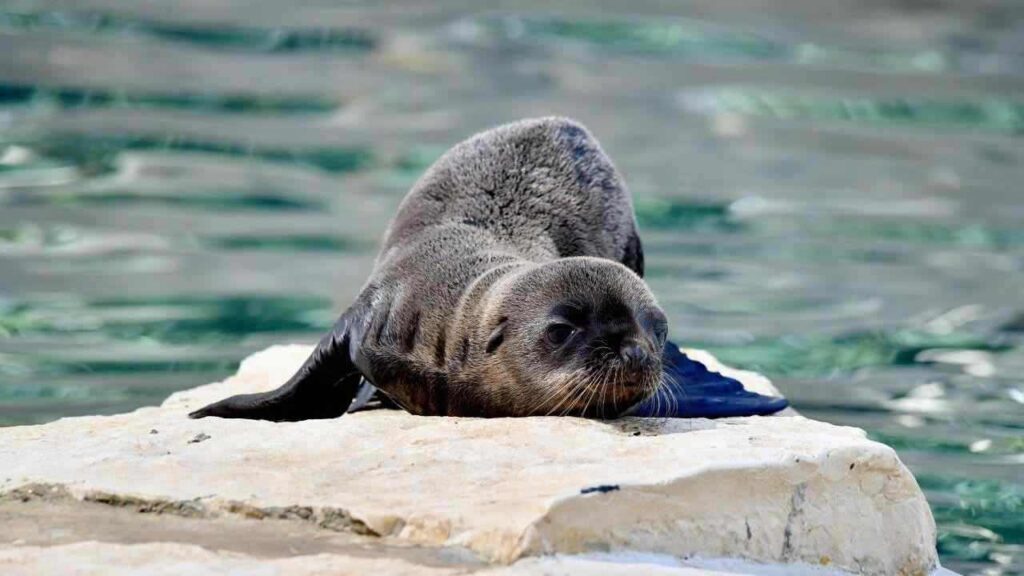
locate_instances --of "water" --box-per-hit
[0,1,1021,573]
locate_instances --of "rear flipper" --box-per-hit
[629,341,789,418]
[189,311,363,421]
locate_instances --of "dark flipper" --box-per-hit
[630,341,789,418]
[189,310,363,421]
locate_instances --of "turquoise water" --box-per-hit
[1,2,1022,573]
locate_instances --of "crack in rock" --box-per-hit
[2,483,378,537]
[781,483,807,561]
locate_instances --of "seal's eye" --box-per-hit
[545,323,576,347]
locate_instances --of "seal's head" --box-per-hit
[467,257,667,418]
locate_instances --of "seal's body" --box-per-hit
[190,118,787,422]
[354,118,659,417]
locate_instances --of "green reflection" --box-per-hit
[59,191,324,212]
[394,146,447,174]
[701,330,1008,377]
[920,475,1024,559]
[867,430,972,455]
[0,83,341,114]
[634,199,740,232]
[821,219,1024,250]
[868,430,1024,457]
[501,17,783,59]
[475,16,972,73]
[144,23,375,53]
[6,134,373,176]
[0,10,376,53]
[10,359,237,378]
[202,234,360,252]
[0,85,34,103]
[684,88,1024,134]
[0,295,334,344]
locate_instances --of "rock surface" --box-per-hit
[0,345,938,576]
[0,542,856,576]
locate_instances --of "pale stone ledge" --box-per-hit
[0,345,939,576]
[0,542,862,576]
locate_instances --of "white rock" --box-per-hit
[0,542,859,576]
[0,345,937,576]
[0,542,461,576]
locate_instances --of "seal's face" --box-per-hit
[479,258,667,418]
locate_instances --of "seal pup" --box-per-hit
[190,117,787,421]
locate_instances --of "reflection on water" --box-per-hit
[461,11,1024,75]
[680,88,1024,135]
[0,9,377,53]
[0,84,343,113]
[0,2,1021,574]
[2,134,373,176]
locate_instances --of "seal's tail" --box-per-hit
[189,312,362,422]
[630,341,790,418]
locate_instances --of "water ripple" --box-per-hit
[0,295,334,344]
[680,87,1024,134]
[0,10,377,53]
[456,15,1021,74]
[201,234,361,252]
[922,475,1024,566]
[702,330,1010,377]
[0,83,342,114]
[0,134,373,176]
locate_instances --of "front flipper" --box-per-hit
[189,308,364,421]
[630,341,789,418]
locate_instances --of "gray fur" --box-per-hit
[191,117,665,421]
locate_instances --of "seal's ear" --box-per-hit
[189,307,365,422]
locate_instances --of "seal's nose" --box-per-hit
[619,341,647,366]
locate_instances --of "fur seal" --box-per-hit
[190,117,788,421]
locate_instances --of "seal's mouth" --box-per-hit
[545,361,661,419]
